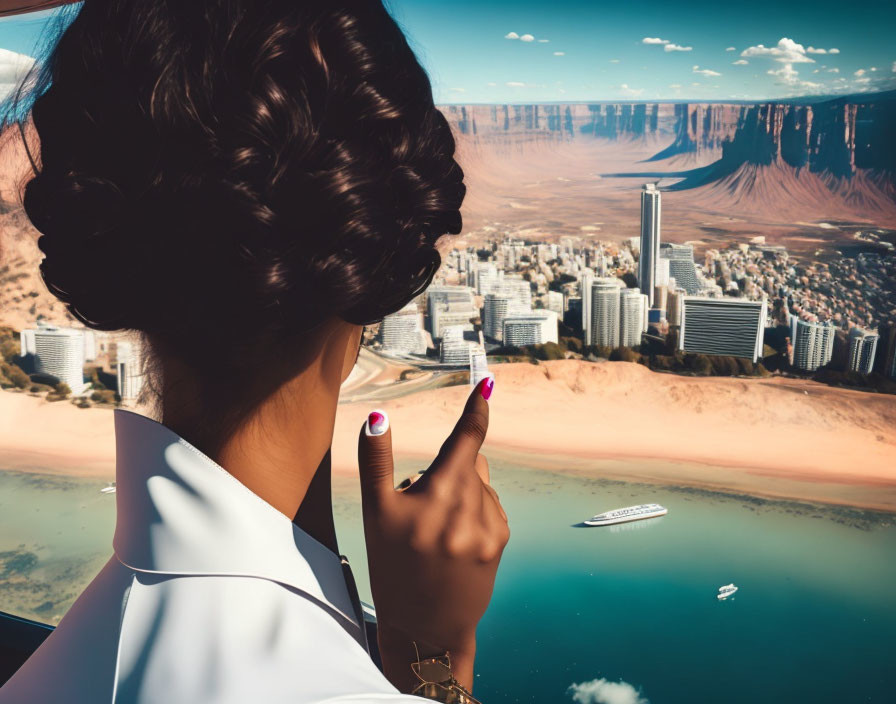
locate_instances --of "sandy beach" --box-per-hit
[3,358,896,510]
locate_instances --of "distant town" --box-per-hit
[2,184,895,405]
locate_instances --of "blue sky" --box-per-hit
[2,1,895,103]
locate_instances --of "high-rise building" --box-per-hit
[116,339,145,401]
[380,301,426,355]
[469,345,491,387]
[475,263,499,296]
[847,327,878,374]
[31,325,87,393]
[679,297,767,362]
[619,289,649,348]
[580,270,594,345]
[638,183,661,306]
[440,326,477,366]
[426,285,475,321]
[502,311,559,347]
[545,290,565,317]
[661,244,701,295]
[790,318,835,371]
[483,286,529,343]
[590,277,623,348]
[667,288,685,327]
[430,302,477,341]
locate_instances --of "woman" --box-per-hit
[0,1,508,702]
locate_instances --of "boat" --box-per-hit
[717,583,738,600]
[100,482,116,495]
[583,503,667,526]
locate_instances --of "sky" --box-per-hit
[1,0,895,104]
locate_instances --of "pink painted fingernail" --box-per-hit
[480,376,494,401]
[366,409,389,436]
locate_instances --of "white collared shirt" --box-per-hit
[1,410,425,703]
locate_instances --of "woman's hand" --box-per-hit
[357,377,508,693]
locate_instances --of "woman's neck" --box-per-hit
[154,322,362,554]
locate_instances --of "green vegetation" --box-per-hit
[46,381,72,402]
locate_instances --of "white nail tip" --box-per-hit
[365,409,389,437]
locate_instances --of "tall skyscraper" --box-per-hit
[619,289,649,348]
[580,270,594,345]
[590,277,623,348]
[380,301,426,355]
[847,327,879,374]
[790,318,835,371]
[638,183,661,307]
[679,297,768,362]
[430,302,477,341]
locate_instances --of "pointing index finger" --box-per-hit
[435,376,493,470]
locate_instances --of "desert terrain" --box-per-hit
[2,358,895,511]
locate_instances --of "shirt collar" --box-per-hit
[111,408,359,629]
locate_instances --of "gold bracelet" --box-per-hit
[410,645,481,704]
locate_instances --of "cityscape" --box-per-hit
[4,182,895,407]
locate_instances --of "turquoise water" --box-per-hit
[2,464,895,703]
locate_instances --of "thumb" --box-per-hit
[358,409,395,503]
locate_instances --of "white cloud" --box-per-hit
[854,68,866,76]
[669,83,682,88]
[504,32,519,40]
[520,34,535,42]
[693,65,721,77]
[553,51,565,56]
[486,81,497,86]
[642,37,692,52]
[568,678,649,704]
[768,64,821,90]
[870,67,878,71]
[806,47,829,54]
[619,83,644,97]
[741,37,815,64]
[610,59,620,63]
[827,68,840,73]
[506,81,526,87]
[449,87,466,93]
[855,77,872,84]
[829,48,840,54]
[733,59,749,65]
[892,61,896,72]
[538,39,550,43]
[726,46,736,51]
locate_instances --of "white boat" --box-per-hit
[717,583,738,600]
[100,482,117,495]
[583,503,667,526]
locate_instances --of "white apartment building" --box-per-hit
[502,310,559,347]
[847,327,879,375]
[790,317,835,371]
[31,325,87,394]
[380,301,426,355]
[638,183,661,306]
[679,297,768,362]
[619,288,649,348]
[589,277,624,348]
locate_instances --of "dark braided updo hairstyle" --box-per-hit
[23,0,464,375]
